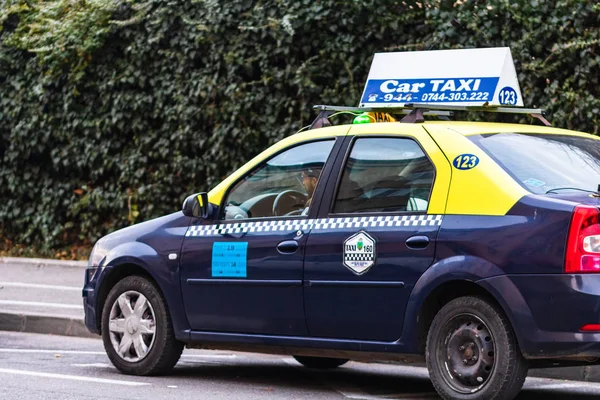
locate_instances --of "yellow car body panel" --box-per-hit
[423,124,528,216]
[423,122,600,215]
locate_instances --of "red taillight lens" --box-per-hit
[565,206,600,273]
[580,324,600,332]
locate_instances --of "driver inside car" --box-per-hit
[299,166,321,215]
[223,163,325,220]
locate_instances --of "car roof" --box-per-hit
[421,121,595,138]
[287,120,596,141]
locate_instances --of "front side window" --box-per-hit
[470,133,600,195]
[332,137,434,214]
[222,140,335,220]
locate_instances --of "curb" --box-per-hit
[0,311,97,339]
[529,366,600,382]
[0,257,87,268]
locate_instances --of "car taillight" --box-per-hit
[580,324,600,332]
[565,205,600,273]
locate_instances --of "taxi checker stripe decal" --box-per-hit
[186,215,443,237]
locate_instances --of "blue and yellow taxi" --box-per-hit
[82,49,600,400]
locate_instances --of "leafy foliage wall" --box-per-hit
[1,0,599,250]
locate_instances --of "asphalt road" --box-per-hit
[1,331,600,400]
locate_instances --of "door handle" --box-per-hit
[405,235,430,250]
[277,240,299,254]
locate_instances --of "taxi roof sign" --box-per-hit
[359,47,524,108]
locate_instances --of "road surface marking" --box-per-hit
[0,282,80,291]
[283,358,437,399]
[323,381,438,400]
[0,300,83,309]
[0,348,236,359]
[0,367,149,386]
[182,354,238,359]
[530,383,585,390]
[0,349,105,355]
[283,358,298,366]
[72,363,112,368]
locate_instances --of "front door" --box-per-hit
[304,131,449,341]
[180,138,339,336]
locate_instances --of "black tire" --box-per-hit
[426,296,528,400]
[293,356,349,369]
[101,275,184,376]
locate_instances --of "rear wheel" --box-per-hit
[101,275,184,376]
[293,356,349,369]
[426,296,528,400]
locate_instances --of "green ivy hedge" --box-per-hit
[1,0,599,250]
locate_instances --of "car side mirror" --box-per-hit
[182,192,210,219]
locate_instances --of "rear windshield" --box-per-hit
[469,132,600,195]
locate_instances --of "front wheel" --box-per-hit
[293,356,349,369]
[101,275,184,376]
[426,296,528,400]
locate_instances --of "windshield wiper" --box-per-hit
[545,187,598,194]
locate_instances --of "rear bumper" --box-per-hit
[480,274,600,359]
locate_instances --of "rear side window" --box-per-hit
[470,133,600,195]
[332,137,434,214]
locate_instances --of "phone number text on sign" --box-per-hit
[361,77,500,104]
[420,92,490,102]
[377,92,490,103]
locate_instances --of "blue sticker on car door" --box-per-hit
[212,242,248,277]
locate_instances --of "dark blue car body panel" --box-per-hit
[303,219,438,342]
[479,273,600,358]
[83,150,600,361]
[180,224,308,336]
[83,212,192,339]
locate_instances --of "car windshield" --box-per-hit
[469,132,600,195]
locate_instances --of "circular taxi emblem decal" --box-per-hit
[343,231,376,275]
[499,86,518,105]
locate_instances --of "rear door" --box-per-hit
[303,124,451,341]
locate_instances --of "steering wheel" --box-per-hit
[272,190,308,217]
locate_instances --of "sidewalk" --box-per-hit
[1,257,600,381]
[0,257,95,338]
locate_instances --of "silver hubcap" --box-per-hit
[109,291,156,362]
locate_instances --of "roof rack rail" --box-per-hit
[310,105,453,129]
[311,103,551,128]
